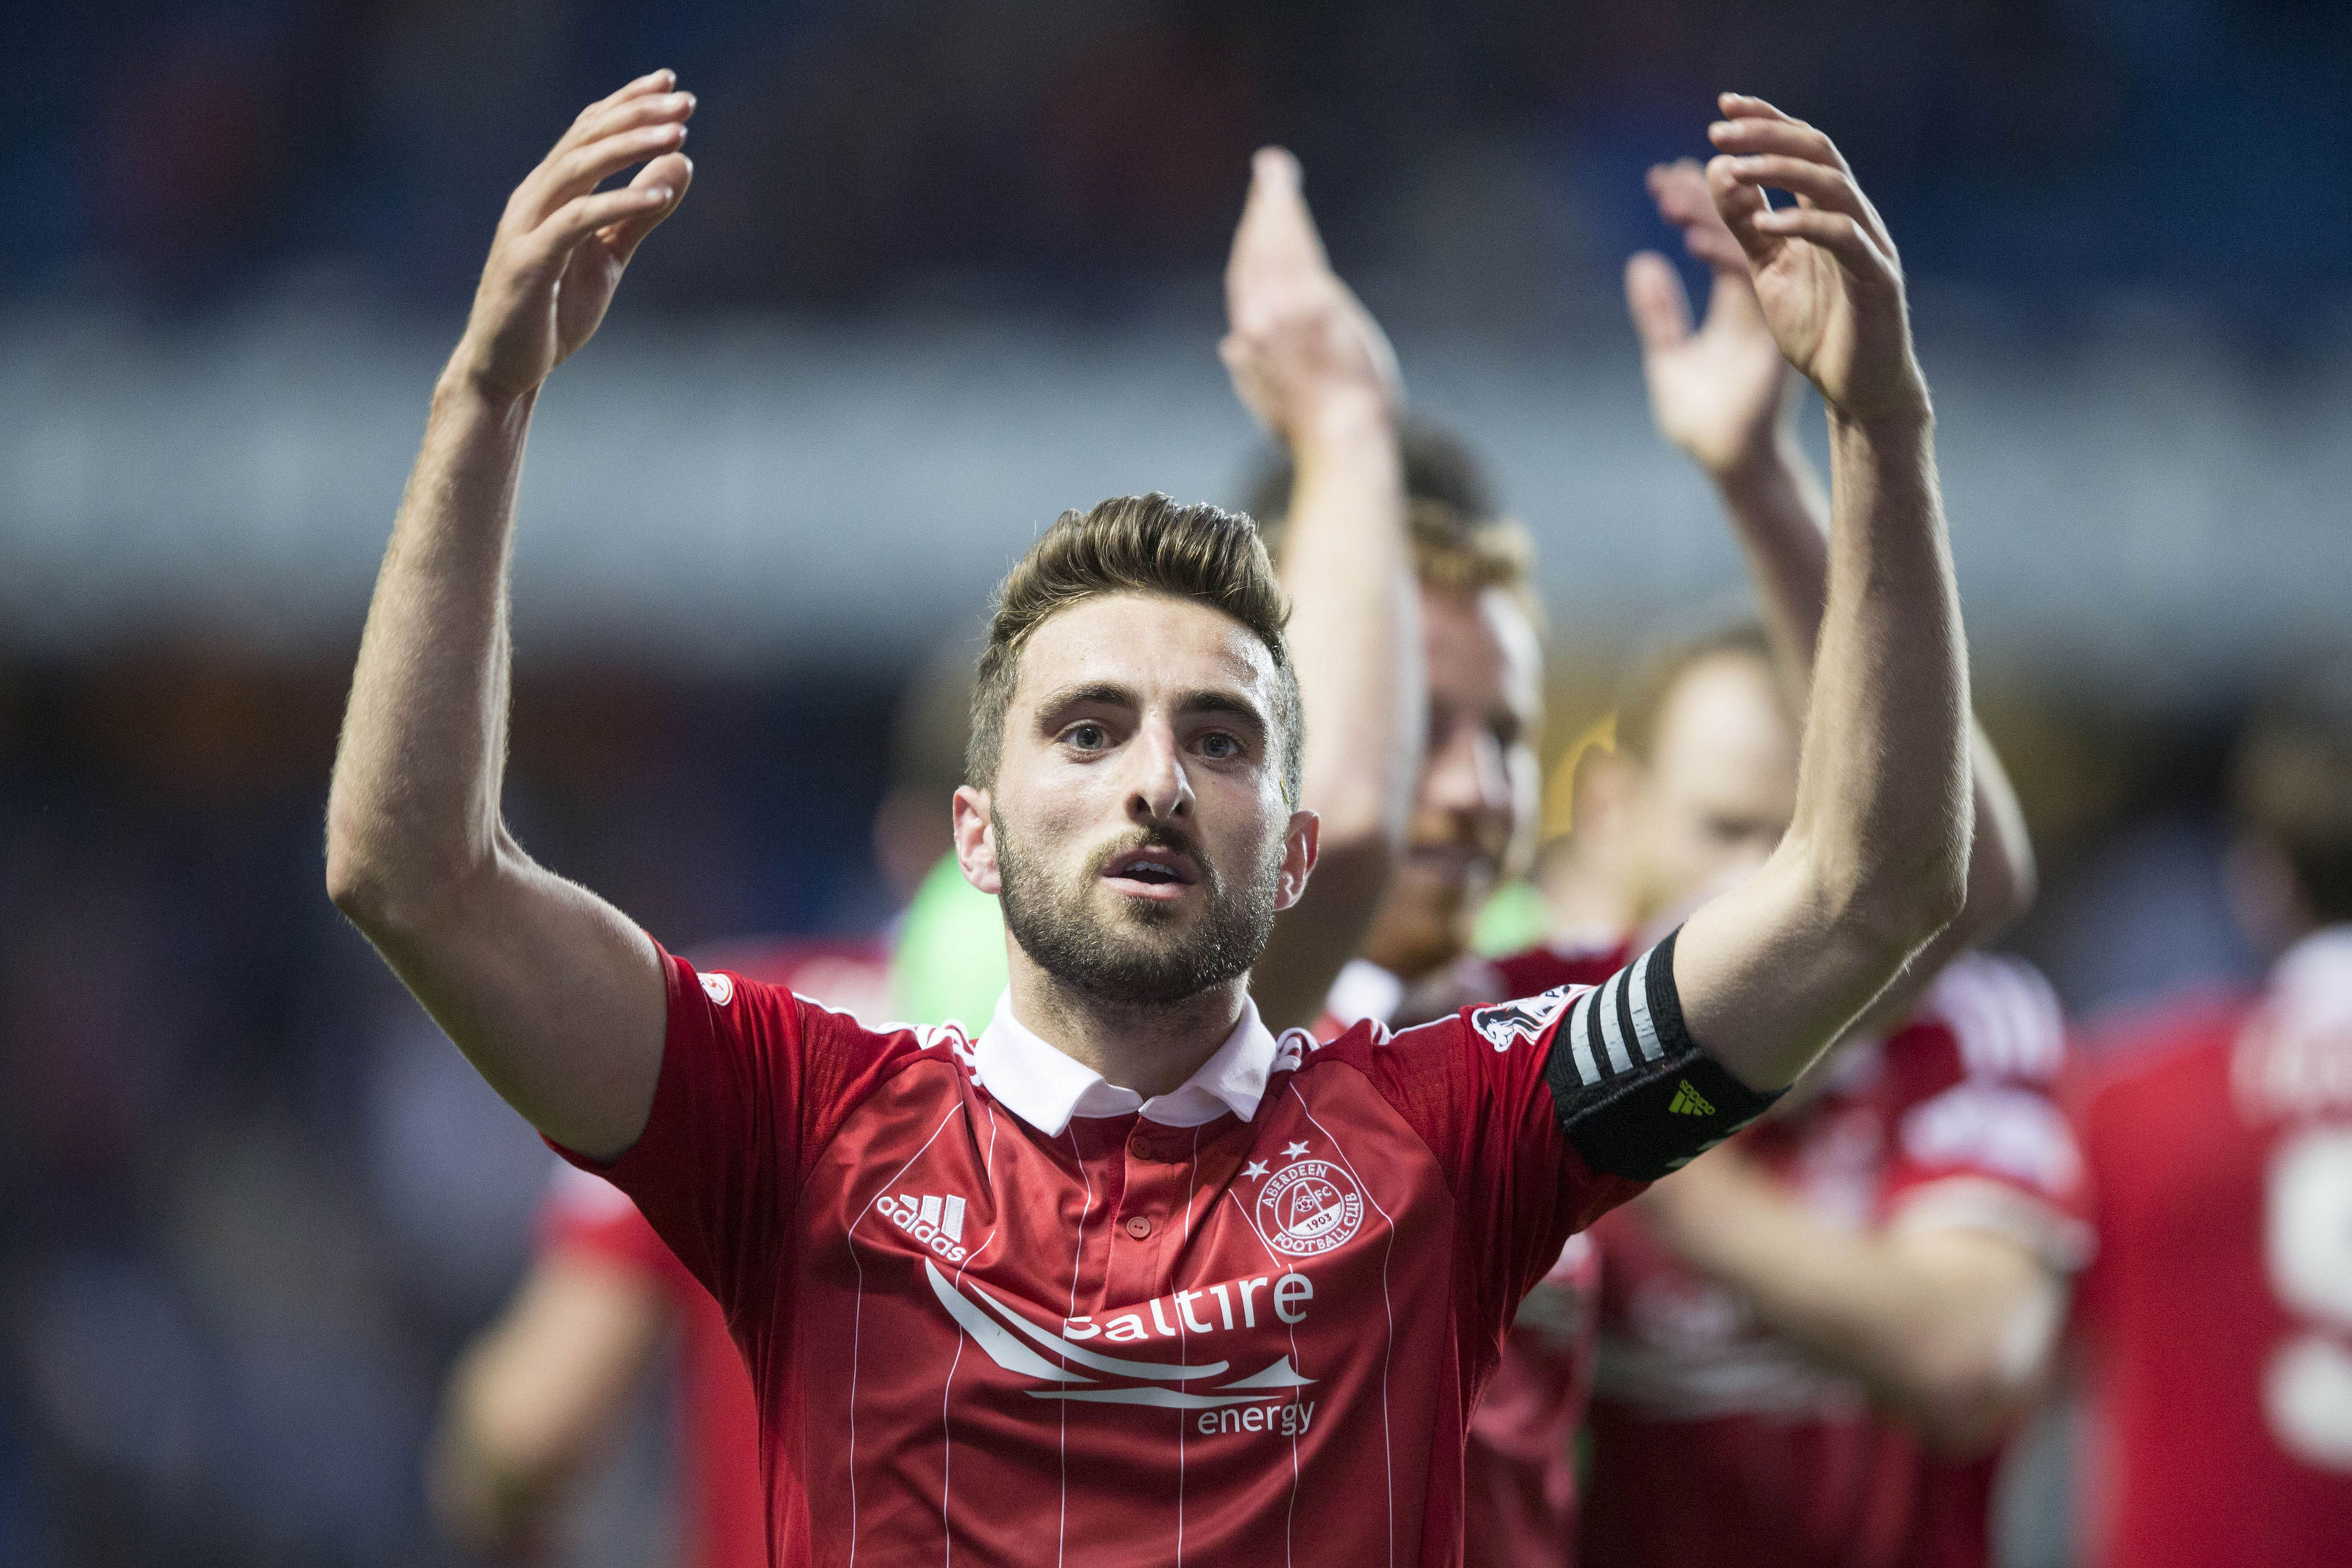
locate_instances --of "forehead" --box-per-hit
[1653,653,1796,786]
[1423,587,1542,713]
[1010,591,1281,715]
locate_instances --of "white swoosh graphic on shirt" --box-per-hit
[970,1281,1230,1379]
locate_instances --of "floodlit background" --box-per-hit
[1,2,2347,1563]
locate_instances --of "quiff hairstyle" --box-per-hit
[1248,420,1544,628]
[2231,656,2352,924]
[966,493,1304,799]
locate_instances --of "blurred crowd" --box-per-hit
[4,1,2348,317]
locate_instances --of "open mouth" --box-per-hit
[1101,845,1200,900]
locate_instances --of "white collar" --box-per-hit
[971,992,1281,1138]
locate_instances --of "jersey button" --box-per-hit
[1123,1214,1152,1240]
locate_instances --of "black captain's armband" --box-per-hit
[1519,926,1781,1182]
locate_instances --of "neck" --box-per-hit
[1005,949,1250,1100]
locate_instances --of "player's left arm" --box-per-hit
[1222,149,1421,1032]
[1499,102,1971,1193]
[1659,97,1973,1098]
[1625,157,2033,1024]
[1635,1148,2066,1453]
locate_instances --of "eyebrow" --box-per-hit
[1032,681,1268,737]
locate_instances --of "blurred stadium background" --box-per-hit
[1,2,2348,1563]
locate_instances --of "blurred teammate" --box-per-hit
[1567,160,2084,1568]
[2066,663,2352,1568]
[1249,426,1598,1568]
[326,77,1975,1566]
[428,657,980,1565]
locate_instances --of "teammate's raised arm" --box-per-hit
[1657,96,1972,1093]
[324,73,695,1159]
[1220,149,1422,1031]
[1627,155,2033,1021]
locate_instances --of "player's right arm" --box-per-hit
[1625,158,2035,1023]
[324,73,696,1159]
[1220,149,1420,1032]
[430,1251,674,1560]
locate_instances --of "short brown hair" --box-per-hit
[1614,622,1779,764]
[967,494,1303,798]
[1248,420,1542,626]
[2231,658,2352,924]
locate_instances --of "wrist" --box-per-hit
[1289,384,1397,455]
[433,355,539,424]
[1825,380,1935,446]
[1709,426,1805,499]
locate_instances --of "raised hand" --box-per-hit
[1220,149,1401,445]
[452,71,696,401]
[1705,95,1927,428]
[1625,158,1797,479]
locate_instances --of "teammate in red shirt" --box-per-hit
[2065,666,2352,1568]
[431,936,887,1567]
[1551,161,2081,1568]
[326,76,1980,1566]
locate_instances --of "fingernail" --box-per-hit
[648,187,673,203]
[1710,121,1734,136]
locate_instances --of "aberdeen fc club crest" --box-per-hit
[1254,1141,1365,1257]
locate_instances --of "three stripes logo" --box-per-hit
[879,1191,970,1262]
[1554,950,1671,1092]
[1665,1079,1715,1117]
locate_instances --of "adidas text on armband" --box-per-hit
[1534,926,1782,1182]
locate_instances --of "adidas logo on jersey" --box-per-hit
[1666,1079,1715,1116]
[879,1191,969,1262]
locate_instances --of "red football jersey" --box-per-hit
[1315,945,1626,1568]
[2067,927,2352,1568]
[559,942,1659,1567]
[534,935,891,1568]
[1573,952,2087,1568]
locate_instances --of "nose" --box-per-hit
[1124,716,1194,826]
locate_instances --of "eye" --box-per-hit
[1198,731,1242,760]
[1065,722,1109,752]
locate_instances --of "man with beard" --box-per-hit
[1562,160,2085,1568]
[326,76,1977,1565]
[425,144,1415,1567]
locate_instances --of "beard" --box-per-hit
[995,817,1281,1006]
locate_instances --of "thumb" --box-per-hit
[1704,154,1778,272]
[1701,266,1767,336]
[605,153,693,264]
[1624,251,1694,353]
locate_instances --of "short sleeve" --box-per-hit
[1879,953,2093,1270]
[545,942,891,1313]
[1367,987,1640,1338]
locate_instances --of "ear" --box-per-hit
[1274,809,1321,912]
[952,785,1002,896]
